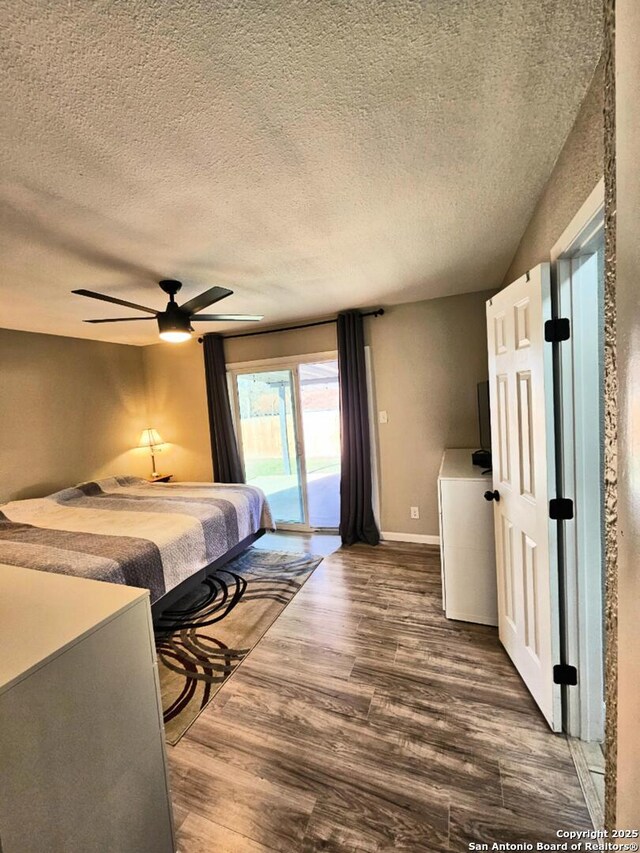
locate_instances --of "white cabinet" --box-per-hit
[0,565,175,853]
[438,449,498,626]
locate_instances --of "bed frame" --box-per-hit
[150,528,265,622]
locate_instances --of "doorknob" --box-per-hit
[484,489,500,502]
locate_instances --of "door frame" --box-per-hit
[551,178,605,741]
[227,351,339,532]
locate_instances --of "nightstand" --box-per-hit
[148,474,173,483]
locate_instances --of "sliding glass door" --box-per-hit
[231,357,341,530]
[235,369,305,524]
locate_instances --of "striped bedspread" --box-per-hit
[0,477,274,603]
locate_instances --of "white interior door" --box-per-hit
[486,263,562,731]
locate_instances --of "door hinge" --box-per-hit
[549,497,574,520]
[544,318,571,342]
[553,664,578,686]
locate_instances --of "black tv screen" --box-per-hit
[478,380,491,451]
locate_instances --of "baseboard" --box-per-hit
[380,531,440,546]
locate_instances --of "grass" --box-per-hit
[246,456,340,478]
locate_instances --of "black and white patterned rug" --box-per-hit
[154,547,322,744]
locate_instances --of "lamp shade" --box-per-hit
[138,428,164,448]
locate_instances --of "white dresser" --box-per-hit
[437,449,498,626]
[0,565,175,853]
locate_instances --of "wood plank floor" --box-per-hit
[168,534,591,852]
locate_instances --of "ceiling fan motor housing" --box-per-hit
[157,301,193,336]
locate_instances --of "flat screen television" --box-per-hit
[472,380,492,468]
[478,380,491,451]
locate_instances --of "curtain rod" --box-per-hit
[197,308,384,342]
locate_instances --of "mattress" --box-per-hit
[0,477,274,603]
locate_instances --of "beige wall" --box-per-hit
[367,293,492,536]
[0,329,149,504]
[502,59,604,286]
[143,293,491,537]
[225,321,337,365]
[613,0,640,825]
[143,339,214,483]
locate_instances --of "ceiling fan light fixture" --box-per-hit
[157,307,192,343]
[159,329,192,343]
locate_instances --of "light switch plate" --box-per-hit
[378,411,388,424]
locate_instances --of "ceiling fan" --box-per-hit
[72,279,263,343]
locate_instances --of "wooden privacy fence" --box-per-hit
[240,411,340,459]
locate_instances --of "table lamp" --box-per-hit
[138,428,165,479]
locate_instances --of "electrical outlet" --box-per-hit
[410,506,419,519]
[378,410,388,424]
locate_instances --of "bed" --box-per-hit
[0,476,274,612]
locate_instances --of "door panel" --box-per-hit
[517,370,535,499]
[298,360,341,528]
[486,263,561,731]
[235,369,305,525]
[515,298,531,349]
[496,374,511,485]
[499,514,517,631]
[522,533,539,659]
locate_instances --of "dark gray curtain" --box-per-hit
[337,311,380,546]
[203,334,244,483]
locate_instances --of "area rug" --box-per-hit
[154,547,322,745]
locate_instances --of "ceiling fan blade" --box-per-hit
[84,317,157,323]
[72,289,158,315]
[190,314,264,322]
[180,286,233,315]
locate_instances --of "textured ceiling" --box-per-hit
[0,0,602,345]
